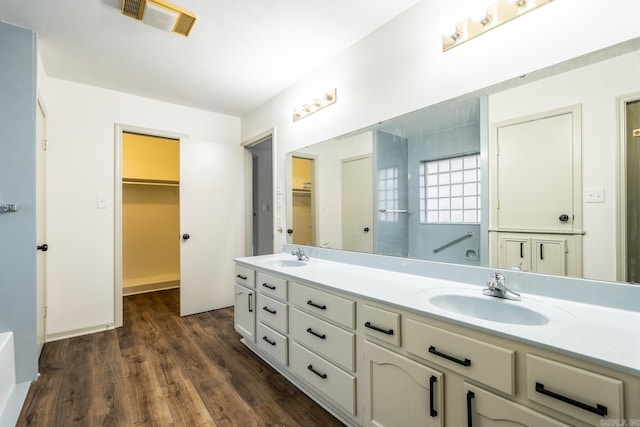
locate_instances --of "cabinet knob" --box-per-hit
[363,227,370,233]
[182,233,190,240]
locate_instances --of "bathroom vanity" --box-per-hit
[234,246,640,426]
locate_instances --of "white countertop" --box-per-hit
[235,252,640,377]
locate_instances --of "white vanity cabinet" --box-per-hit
[363,340,444,427]
[289,282,357,416]
[234,265,256,342]
[234,259,640,427]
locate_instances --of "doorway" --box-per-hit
[248,137,274,255]
[290,156,316,246]
[624,98,640,282]
[341,155,373,252]
[121,132,180,298]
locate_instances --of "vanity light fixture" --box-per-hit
[292,89,337,122]
[121,0,197,37]
[442,0,553,51]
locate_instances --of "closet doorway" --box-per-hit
[121,132,180,298]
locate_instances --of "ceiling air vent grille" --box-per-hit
[121,0,143,19]
[174,14,196,37]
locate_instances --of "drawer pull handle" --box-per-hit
[307,364,327,379]
[364,321,394,335]
[236,274,247,280]
[466,390,475,427]
[262,306,276,315]
[535,382,608,416]
[248,294,253,313]
[262,283,276,290]
[262,336,276,346]
[429,375,438,417]
[307,300,327,310]
[306,327,326,340]
[428,345,471,367]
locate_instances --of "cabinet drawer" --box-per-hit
[291,342,356,416]
[235,264,255,288]
[526,354,623,424]
[465,383,569,426]
[257,293,288,334]
[362,304,401,347]
[256,271,288,301]
[290,282,355,329]
[405,318,515,395]
[291,308,355,371]
[257,323,288,366]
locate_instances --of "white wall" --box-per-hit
[44,77,241,338]
[241,0,640,252]
[489,50,640,281]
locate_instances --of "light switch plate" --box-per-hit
[584,187,604,203]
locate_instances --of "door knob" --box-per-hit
[558,214,569,223]
[182,233,190,240]
[37,244,48,252]
[363,227,370,233]
[287,229,293,235]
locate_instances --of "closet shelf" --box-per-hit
[123,178,179,187]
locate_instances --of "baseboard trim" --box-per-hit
[122,281,180,296]
[46,323,116,342]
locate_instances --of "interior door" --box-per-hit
[35,97,47,357]
[342,156,373,252]
[180,139,243,316]
[496,113,574,231]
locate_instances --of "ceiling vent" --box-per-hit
[121,0,197,37]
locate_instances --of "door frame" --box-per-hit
[36,91,47,354]
[616,92,640,282]
[113,123,187,328]
[241,128,276,256]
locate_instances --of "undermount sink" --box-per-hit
[263,259,307,268]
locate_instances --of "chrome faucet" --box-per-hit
[483,272,521,301]
[291,247,310,261]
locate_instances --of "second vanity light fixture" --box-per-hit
[442,0,554,51]
[292,89,337,122]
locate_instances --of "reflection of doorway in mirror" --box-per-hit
[292,157,315,246]
[342,155,373,253]
[625,99,640,283]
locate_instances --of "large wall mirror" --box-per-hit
[286,38,640,284]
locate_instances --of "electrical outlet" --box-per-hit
[584,187,604,203]
[97,194,108,209]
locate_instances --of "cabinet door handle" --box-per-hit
[429,375,438,417]
[262,283,276,290]
[428,345,471,367]
[540,243,544,260]
[307,300,327,310]
[262,336,276,346]
[307,364,327,379]
[236,274,247,280]
[364,321,394,335]
[306,327,326,340]
[466,390,475,427]
[262,306,276,315]
[520,242,524,258]
[535,382,607,416]
[248,294,253,313]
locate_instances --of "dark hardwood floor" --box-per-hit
[17,289,345,426]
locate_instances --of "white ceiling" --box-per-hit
[0,0,421,116]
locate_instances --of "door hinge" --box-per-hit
[42,138,47,151]
[44,306,47,318]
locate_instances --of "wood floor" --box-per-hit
[17,289,345,426]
